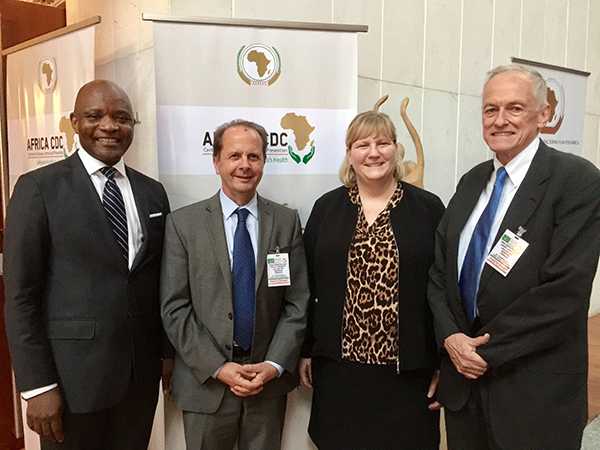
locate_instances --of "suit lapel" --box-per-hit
[127,167,149,273]
[255,195,273,292]
[206,194,233,296]
[478,143,551,296]
[70,153,129,273]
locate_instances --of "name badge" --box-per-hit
[485,229,529,277]
[267,252,291,287]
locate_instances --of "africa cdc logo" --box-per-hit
[38,57,57,93]
[237,44,281,86]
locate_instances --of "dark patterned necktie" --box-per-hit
[459,167,508,322]
[100,166,128,262]
[232,208,255,350]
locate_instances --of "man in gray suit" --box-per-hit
[160,119,310,450]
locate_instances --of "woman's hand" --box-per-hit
[427,370,441,411]
[299,358,313,389]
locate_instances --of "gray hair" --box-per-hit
[484,64,548,108]
[213,119,268,158]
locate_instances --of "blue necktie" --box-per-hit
[459,167,508,322]
[100,166,128,262]
[232,208,255,350]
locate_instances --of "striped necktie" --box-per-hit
[100,166,128,262]
[459,166,508,322]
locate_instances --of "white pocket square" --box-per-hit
[149,212,163,218]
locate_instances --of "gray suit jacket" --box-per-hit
[160,192,310,413]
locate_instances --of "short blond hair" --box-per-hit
[339,110,405,187]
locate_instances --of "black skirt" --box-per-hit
[308,357,440,450]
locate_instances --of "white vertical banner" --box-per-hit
[6,25,95,193]
[152,20,358,221]
[513,58,589,155]
[151,18,360,450]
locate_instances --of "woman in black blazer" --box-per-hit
[299,110,445,449]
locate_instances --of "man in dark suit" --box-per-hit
[428,64,600,450]
[4,80,171,450]
[160,119,309,450]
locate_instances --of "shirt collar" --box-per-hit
[493,135,540,188]
[219,190,258,220]
[76,138,126,178]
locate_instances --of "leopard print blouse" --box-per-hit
[341,184,403,365]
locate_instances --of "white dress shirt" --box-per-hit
[213,190,283,378]
[458,136,540,285]
[22,143,144,400]
[78,145,144,270]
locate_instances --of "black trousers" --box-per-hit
[444,383,500,450]
[41,376,159,450]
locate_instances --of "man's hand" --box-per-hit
[298,358,313,389]
[162,358,174,396]
[239,362,278,393]
[26,388,64,443]
[444,332,490,379]
[216,362,263,397]
[427,370,441,411]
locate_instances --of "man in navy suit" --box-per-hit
[4,80,171,450]
[429,64,600,450]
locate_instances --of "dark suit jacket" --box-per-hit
[160,193,310,414]
[302,183,445,371]
[4,152,170,414]
[428,141,600,449]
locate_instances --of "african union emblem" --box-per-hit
[237,44,281,86]
[38,57,57,94]
[280,113,316,165]
[541,78,565,135]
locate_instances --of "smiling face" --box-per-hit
[348,133,397,187]
[70,80,135,166]
[213,125,265,205]
[482,71,550,164]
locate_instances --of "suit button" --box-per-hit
[228,312,233,320]
[225,344,231,351]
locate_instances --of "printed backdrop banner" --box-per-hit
[6,25,95,193]
[515,60,589,155]
[152,21,357,220]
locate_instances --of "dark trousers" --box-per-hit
[41,377,159,450]
[445,384,500,450]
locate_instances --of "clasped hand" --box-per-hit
[217,362,278,397]
[444,332,490,379]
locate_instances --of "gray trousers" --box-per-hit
[182,388,287,450]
